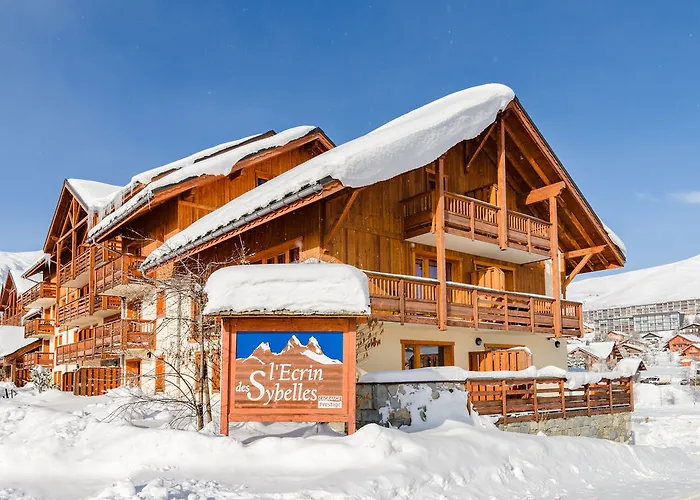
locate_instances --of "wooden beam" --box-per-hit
[525,181,566,205]
[178,200,216,213]
[323,189,362,249]
[563,245,606,259]
[497,118,507,250]
[465,122,495,173]
[436,155,447,331]
[564,253,594,288]
[549,196,562,338]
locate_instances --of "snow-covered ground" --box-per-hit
[2,382,700,499]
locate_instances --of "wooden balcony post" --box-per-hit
[549,195,562,337]
[559,379,566,418]
[532,379,539,421]
[608,379,613,412]
[501,381,507,424]
[585,383,591,416]
[628,378,634,413]
[472,289,479,328]
[529,297,535,332]
[436,155,447,331]
[497,117,508,250]
[399,279,405,325]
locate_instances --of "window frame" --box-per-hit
[400,339,455,370]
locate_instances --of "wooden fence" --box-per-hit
[72,367,121,396]
[466,376,634,425]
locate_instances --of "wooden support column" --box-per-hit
[497,117,507,250]
[436,155,448,331]
[549,195,562,338]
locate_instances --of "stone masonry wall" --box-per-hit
[499,412,632,443]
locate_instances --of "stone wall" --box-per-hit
[499,412,632,443]
[356,381,467,429]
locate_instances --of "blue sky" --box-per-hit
[0,2,698,273]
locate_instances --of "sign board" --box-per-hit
[220,318,357,435]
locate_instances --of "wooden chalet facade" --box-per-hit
[0,127,334,394]
[140,84,625,375]
[0,84,626,393]
[665,333,700,353]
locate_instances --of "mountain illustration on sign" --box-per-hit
[240,335,341,365]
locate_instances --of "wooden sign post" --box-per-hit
[219,316,358,436]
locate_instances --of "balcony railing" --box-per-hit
[57,296,121,326]
[95,254,146,297]
[402,191,552,255]
[55,319,156,364]
[465,376,633,425]
[23,352,54,369]
[21,282,57,309]
[24,319,55,338]
[366,271,582,336]
[58,250,91,287]
[1,311,24,327]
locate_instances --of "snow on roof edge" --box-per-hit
[143,83,514,270]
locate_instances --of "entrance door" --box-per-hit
[476,266,506,291]
[125,359,141,388]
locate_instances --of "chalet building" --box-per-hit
[665,333,700,353]
[606,330,627,342]
[1,127,334,393]
[680,323,700,335]
[139,83,625,375]
[681,344,700,362]
[567,341,623,371]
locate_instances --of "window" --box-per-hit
[255,172,272,187]
[401,340,454,369]
[249,240,302,265]
[414,256,454,281]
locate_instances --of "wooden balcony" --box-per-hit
[95,255,149,297]
[57,296,122,327]
[24,319,55,338]
[402,191,552,262]
[1,311,23,327]
[21,282,57,309]
[466,376,633,425]
[55,319,155,364]
[23,352,54,369]
[366,271,582,337]
[59,250,91,288]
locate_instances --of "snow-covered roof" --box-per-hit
[203,262,370,317]
[8,269,38,295]
[568,254,700,310]
[143,84,514,270]
[0,251,45,285]
[0,326,35,358]
[89,127,318,241]
[66,179,122,211]
[614,358,645,376]
[568,341,616,360]
[602,222,627,258]
[681,343,700,353]
[673,333,700,344]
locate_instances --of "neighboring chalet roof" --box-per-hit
[641,331,664,338]
[203,262,370,317]
[681,343,700,354]
[569,253,700,310]
[568,341,619,361]
[0,326,35,360]
[8,269,37,295]
[89,126,329,242]
[66,179,122,211]
[673,333,700,344]
[0,251,45,284]
[614,358,646,376]
[680,322,700,330]
[142,83,625,272]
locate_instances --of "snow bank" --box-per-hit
[203,262,370,316]
[359,366,573,383]
[634,383,695,408]
[89,126,318,240]
[0,326,35,358]
[142,84,514,269]
[1,386,699,499]
[568,253,700,310]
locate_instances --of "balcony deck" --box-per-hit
[366,271,582,337]
[402,191,552,264]
[55,319,155,365]
[21,282,57,309]
[59,250,91,288]
[24,318,55,338]
[95,254,150,298]
[57,296,122,328]
[23,352,54,369]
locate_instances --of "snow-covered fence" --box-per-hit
[466,376,633,425]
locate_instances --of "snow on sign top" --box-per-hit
[88,126,317,240]
[142,83,514,269]
[203,262,370,317]
[568,253,700,310]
